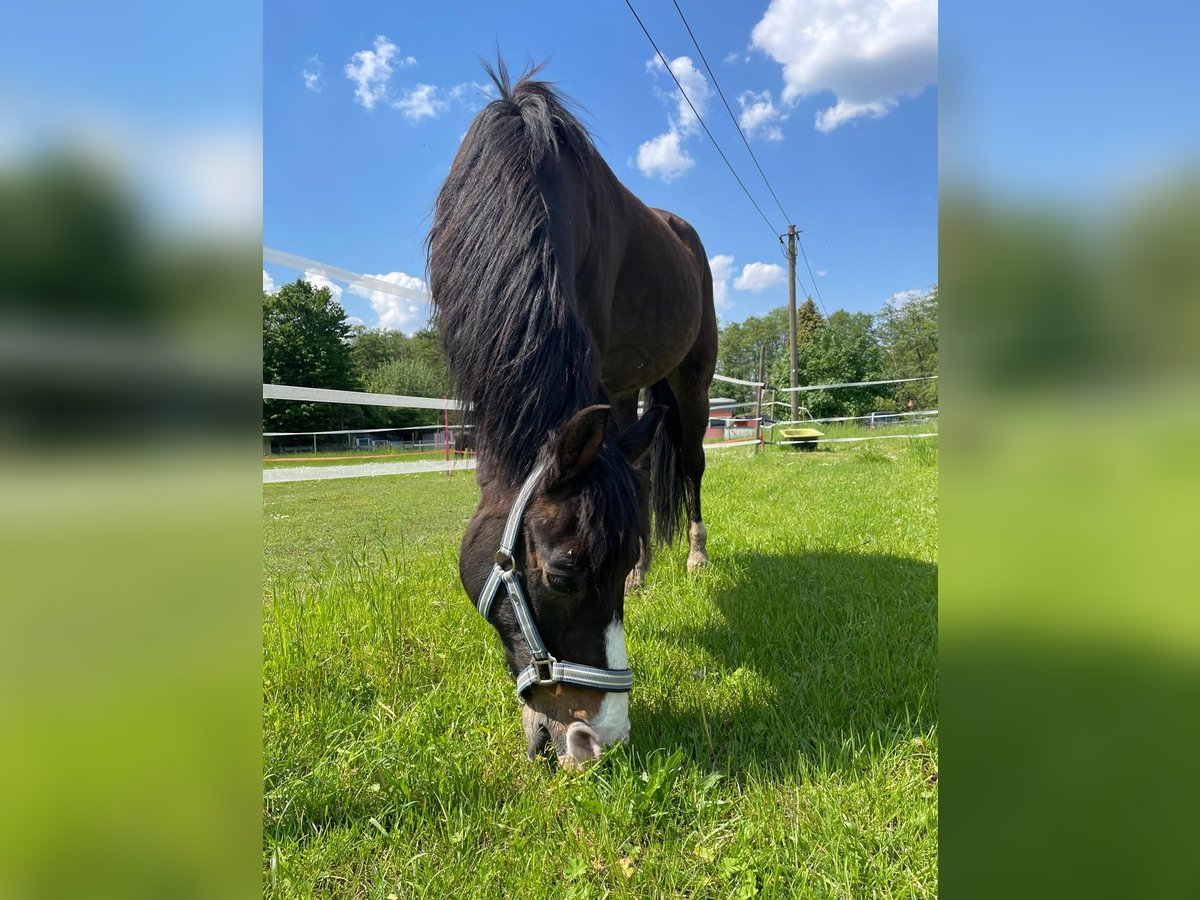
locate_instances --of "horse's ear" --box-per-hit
[618,404,666,464]
[551,404,611,487]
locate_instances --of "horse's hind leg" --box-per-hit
[671,328,717,574]
[616,392,653,593]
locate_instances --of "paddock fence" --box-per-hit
[263,250,937,481]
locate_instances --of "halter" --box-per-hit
[475,462,634,697]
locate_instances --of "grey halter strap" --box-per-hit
[475,462,633,697]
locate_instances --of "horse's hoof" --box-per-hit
[686,552,709,573]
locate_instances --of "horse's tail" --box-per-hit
[426,61,599,481]
[645,379,687,547]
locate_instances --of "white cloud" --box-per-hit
[263,269,275,293]
[708,254,735,311]
[817,269,827,277]
[723,51,740,64]
[733,261,786,293]
[815,99,895,132]
[647,55,711,134]
[302,55,324,93]
[737,90,784,141]
[303,269,344,303]
[636,131,694,182]
[638,55,711,181]
[349,271,428,332]
[345,315,366,327]
[887,288,923,307]
[394,83,448,122]
[750,0,937,132]
[345,35,415,110]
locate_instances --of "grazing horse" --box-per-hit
[427,64,716,769]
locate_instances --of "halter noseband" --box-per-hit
[475,462,634,697]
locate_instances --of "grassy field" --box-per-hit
[263,440,938,898]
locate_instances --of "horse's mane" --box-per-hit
[427,61,604,488]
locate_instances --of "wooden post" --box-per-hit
[787,224,798,422]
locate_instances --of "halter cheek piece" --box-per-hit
[475,462,634,697]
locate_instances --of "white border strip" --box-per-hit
[263,248,431,304]
[264,383,462,410]
[778,375,938,393]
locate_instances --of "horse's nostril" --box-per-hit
[522,707,553,761]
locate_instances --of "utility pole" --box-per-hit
[787,224,798,421]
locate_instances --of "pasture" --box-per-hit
[263,442,938,898]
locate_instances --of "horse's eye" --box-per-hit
[544,552,586,594]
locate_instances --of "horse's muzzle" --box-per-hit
[521,704,605,771]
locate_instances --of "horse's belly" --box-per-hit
[598,319,700,395]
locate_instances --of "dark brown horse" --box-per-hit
[427,64,716,768]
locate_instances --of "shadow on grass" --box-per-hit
[632,551,937,777]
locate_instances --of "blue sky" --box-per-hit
[264,0,938,332]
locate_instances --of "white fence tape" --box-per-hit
[769,409,939,427]
[777,375,938,393]
[711,373,766,387]
[265,424,468,437]
[264,383,462,410]
[703,438,762,450]
[263,248,431,304]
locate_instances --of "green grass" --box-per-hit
[264,441,938,898]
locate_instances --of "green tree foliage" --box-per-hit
[349,326,450,428]
[766,297,826,392]
[715,300,827,406]
[715,307,791,405]
[796,311,887,418]
[347,325,410,376]
[263,279,363,432]
[877,286,938,409]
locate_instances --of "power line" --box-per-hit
[656,1,832,319]
[623,0,781,243]
[796,236,829,317]
[669,0,792,226]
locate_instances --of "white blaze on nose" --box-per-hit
[590,618,630,746]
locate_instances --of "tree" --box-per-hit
[715,307,791,405]
[796,310,886,417]
[348,325,410,377]
[343,325,451,428]
[767,297,825,392]
[878,286,938,409]
[263,279,362,432]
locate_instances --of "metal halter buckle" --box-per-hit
[532,657,556,686]
[494,549,514,571]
